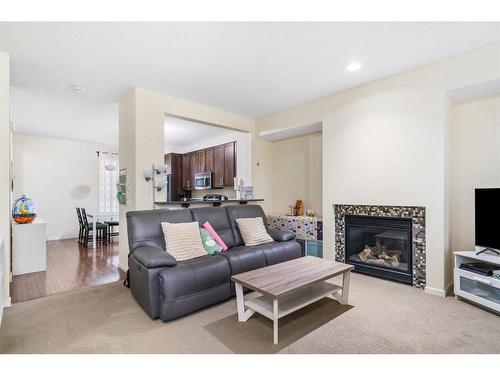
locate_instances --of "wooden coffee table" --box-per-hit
[231,256,353,344]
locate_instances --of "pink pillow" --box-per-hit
[202,221,228,251]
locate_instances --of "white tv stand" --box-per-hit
[454,251,500,313]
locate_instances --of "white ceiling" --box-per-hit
[1,22,500,145]
[11,86,118,145]
[165,116,240,150]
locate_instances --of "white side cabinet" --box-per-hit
[454,251,500,313]
[12,218,47,275]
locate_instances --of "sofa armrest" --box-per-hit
[133,246,178,268]
[267,229,296,242]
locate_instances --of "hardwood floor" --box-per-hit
[10,238,125,303]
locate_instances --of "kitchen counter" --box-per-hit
[154,199,264,208]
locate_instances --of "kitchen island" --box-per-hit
[154,199,264,208]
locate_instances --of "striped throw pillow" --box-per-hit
[161,221,207,261]
[235,217,274,247]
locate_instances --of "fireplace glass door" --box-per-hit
[345,215,412,284]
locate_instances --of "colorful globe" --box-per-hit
[12,194,37,224]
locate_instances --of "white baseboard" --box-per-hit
[118,263,128,272]
[0,297,11,327]
[424,283,453,298]
[47,235,78,241]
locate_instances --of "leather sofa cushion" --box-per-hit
[249,240,302,266]
[127,208,193,251]
[225,205,269,246]
[191,207,236,248]
[218,245,266,275]
[133,246,178,268]
[158,255,231,299]
[267,229,296,242]
[159,283,231,322]
[161,221,207,261]
[235,217,274,246]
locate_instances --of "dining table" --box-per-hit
[85,212,118,248]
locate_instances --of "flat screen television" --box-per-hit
[475,188,500,254]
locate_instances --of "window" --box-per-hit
[98,151,119,214]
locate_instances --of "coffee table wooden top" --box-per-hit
[231,256,353,298]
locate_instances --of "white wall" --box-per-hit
[451,94,500,252]
[270,132,322,216]
[12,134,117,240]
[0,51,10,318]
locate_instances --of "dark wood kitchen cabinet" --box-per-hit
[223,142,236,186]
[213,145,224,188]
[164,153,184,200]
[205,148,214,173]
[182,153,193,189]
[175,141,236,191]
[195,150,206,173]
[212,141,235,188]
[189,152,197,187]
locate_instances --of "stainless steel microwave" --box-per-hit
[194,172,212,190]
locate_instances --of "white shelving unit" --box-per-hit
[12,218,47,275]
[454,251,500,313]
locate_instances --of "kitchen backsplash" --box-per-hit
[191,187,236,199]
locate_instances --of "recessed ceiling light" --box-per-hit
[346,61,362,72]
[72,85,85,92]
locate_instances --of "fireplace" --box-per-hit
[345,215,412,284]
[334,204,426,289]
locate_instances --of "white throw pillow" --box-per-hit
[236,217,274,247]
[161,221,207,261]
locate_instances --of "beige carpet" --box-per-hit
[1,273,499,354]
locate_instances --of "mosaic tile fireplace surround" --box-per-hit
[334,204,426,288]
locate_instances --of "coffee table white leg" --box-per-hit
[273,298,279,344]
[235,282,254,321]
[235,282,246,321]
[340,270,351,305]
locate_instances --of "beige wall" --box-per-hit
[444,97,453,290]
[250,137,274,213]
[255,43,500,294]
[119,88,255,269]
[322,89,449,293]
[451,94,500,252]
[0,52,10,315]
[118,90,136,270]
[269,132,322,216]
[12,134,117,240]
